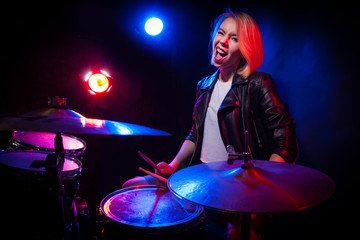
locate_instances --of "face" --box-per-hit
[211,17,242,71]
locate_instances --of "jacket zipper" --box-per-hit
[251,110,262,149]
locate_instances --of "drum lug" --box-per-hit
[95,206,107,238]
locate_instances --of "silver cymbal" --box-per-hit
[168,160,335,213]
[22,108,85,118]
[0,115,171,136]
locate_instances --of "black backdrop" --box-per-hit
[1,0,358,239]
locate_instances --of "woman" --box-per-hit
[123,12,298,187]
[123,10,299,240]
[123,10,298,187]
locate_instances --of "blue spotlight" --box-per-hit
[144,17,163,36]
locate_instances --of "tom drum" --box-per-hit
[10,130,86,159]
[99,185,205,240]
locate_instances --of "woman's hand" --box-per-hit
[153,140,196,178]
[155,162,174,178]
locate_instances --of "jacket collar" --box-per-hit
[199,69,248,90]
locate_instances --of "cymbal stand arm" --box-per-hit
[241,131,253,169]
[45,132,66,238]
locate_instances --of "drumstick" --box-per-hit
[138,151,162,172]
[138,167,168,184]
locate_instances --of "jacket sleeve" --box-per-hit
[186,124,197,143]
[185,80,203,143]
[258,75,299,163]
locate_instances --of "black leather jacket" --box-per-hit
[186,70,299,164]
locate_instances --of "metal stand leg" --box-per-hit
[44,132,66,239]
[241,213,251,240]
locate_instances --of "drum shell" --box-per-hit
[0,150,81,197]
[0,150,82,239]
[0,149,81,177]
[99,185,205,240]
[9,131,86,159]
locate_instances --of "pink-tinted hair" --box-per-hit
[210,10,265,77]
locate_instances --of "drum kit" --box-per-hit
[0,97,336,240]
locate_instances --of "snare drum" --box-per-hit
[10,131,86,158]
[0,150,81,195]
[100,185,205,240]
[0,149,81,177]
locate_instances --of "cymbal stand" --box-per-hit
[45,132,66,239]
[227,131,254,169]
[226,130,252,240]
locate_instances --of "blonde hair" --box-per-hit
[210,11,265,78]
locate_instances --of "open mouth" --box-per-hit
[216,47,227,57]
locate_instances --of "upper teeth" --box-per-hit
[217,48,226,55]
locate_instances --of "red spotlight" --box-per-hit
[84,70,112,95]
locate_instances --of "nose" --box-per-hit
[219,36,228,46]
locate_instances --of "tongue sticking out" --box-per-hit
[214,50,226,63]
[212,46,228,65]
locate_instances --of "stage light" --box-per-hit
[89,74,109,93]
[145,17,163,36]
[84,71,112,95]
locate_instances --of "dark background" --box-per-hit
[0,0,358,239]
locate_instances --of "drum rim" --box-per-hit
[100,185,204,228]
[11,130,86,155]
[0,149,82,173]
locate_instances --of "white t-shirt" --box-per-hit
[201,80,232,163]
